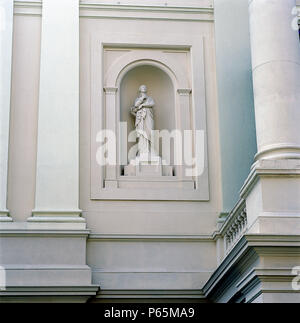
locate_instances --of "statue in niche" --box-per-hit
[124,85,173,176]
[130,85,157,161]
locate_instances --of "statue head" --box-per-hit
[139,85,147,94]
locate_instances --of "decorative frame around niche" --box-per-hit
[90,34,209,201]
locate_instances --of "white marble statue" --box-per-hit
[131,85,156,160]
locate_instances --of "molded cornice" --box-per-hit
[240,159,300,199]
[88,234,214,242]
[14,0,214,20]
[203,234,300,301]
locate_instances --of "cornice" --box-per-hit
[0,286,99,297]
[95,289,206,300]
[0,230,214,241]
[240,159,300,199]
[0,229,90,238]
[79,0,214,21]
[203,234,300,299]
[79,0,214,10]
[79,2,214,14]
[13,0,214,20]
[202,236,250,297]
[88,233,214,242]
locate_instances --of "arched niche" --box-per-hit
[92,45,209,200]
[119,64,175,163]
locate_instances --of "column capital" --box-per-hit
[104,87,118,94]
[177,88,192,96]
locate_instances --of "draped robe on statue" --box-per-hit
[131,94,155,157]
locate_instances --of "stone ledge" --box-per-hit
[79,0,214,13]
[88,234,214,242]
[240,159,300,199]
[203,234,300,302]
[0,229,90,237]
[0,286,99,303]
[94,289,206,301]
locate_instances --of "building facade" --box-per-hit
[0,0,300,303]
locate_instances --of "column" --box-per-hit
[103,87,118,189]
[249,0,300,161]
[177,89,192,179]
[0,0,13,222]
[30,0,84,227]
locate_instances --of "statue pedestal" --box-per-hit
[124,155,173,177]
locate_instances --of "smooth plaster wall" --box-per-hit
[79,4,220,290]
[214,0,257,213]
[79,16,221,235]
[7,15,41,222]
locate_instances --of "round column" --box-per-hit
[249,0,300,160]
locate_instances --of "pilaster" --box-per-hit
[30,0,83,228]
[0,0,13,223]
